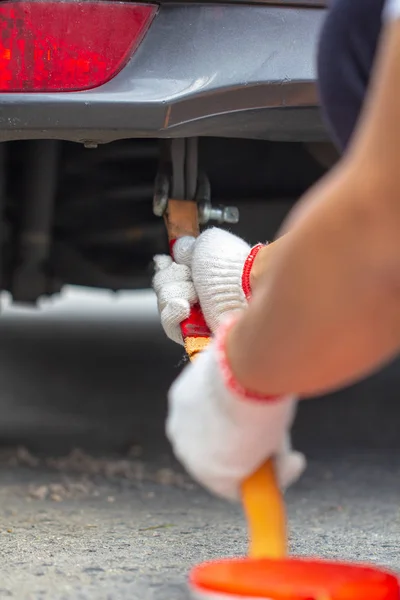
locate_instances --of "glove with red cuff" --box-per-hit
[153,228,263,342]
[167,313,305,500]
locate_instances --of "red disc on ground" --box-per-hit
[190,558,399,600]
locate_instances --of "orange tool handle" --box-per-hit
[179,304,212,361]
[166,199,211,361]
[166,199,286,559]
[242,461,287,558]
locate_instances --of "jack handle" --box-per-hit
[165,197,211,361]
[160,139,286,560]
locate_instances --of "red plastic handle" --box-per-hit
[180,304,210,339]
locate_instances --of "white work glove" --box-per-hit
[152,254,197,345]
[166,316,306,501]
[153,228,260,342]
[189,228,261,332]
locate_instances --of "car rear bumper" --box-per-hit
[0,3,327,143]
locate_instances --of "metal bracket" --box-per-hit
[153,139,239,226]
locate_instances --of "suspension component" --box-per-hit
[11,140,61,304]
[153,140,239,226]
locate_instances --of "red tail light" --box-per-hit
[0,1,157,92]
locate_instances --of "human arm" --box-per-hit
[154,13,400,501]
[228,17,400,398]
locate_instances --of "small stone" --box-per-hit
[29,486,48,501]
[50,494,62,502]
[82,566,104,573]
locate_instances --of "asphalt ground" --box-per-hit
[0,287,399,598]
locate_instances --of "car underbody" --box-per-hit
[0,137,338,305]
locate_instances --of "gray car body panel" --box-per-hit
[0,4,327,143]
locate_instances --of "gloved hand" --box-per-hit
[153,254,197,345]
[166,314,306,500]
[153,228,263,342]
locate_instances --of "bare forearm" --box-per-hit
[227,165,400,398]
[250,235,288,293]
[236,21,400,398]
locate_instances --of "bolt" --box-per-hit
[199,202,239,225]
[221,206,240,224]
